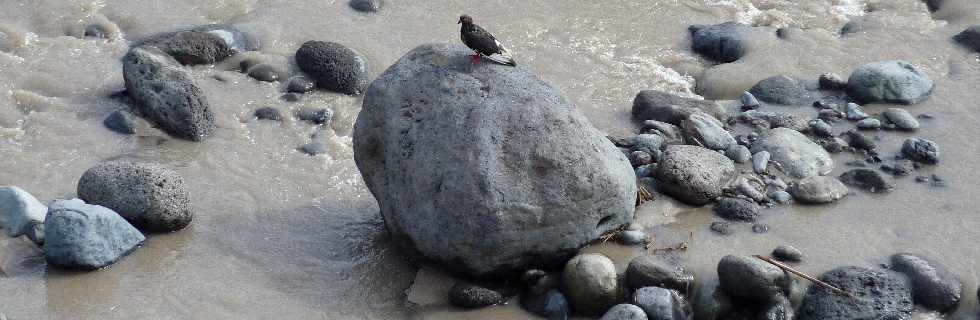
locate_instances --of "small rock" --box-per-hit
[632,90,728,125]
[254,107,282,121]
[655,145,736,206]
[740,91,761,110]
[765,113,810,132]
[620,230,647,246]
[286,76,316,93]
[767,178,788,191]
[890,253,962,312]
[752,151,770,174]
[77,161,192,232]
[43,199,145,270]
[717,255,790,302]
[752,224,769,233]
[845,103,869,121]
[953,26,980,53]
[882,108,919,131]
[819,73,847,91]
[789,176,849,204]
[772,245,803,263]
[103,110,137,134]
[769,191,792,204]
[349,0,382,12]
[630,151,654,167]
[818,109,844,123]
[281,93,302,102]
[714,197,760,222]
[246,64,281,82]
[631,134,666,154]
[844,131,877,153]
[632,287,691,320]
[681,112,735,151]
[300,142,328,156]
[521,289,570,320]
[562,253,621,316]
[448,283,504,309]
[689,22,749,63]
[931,174,947,187]
[847,60,934,105]
[297,108,334,125]
[84,24,107,39]
[626,255,694,293]
[710,222,734,235]
[295,41,368,95]
[599,304,648,320]
[915,176,930,183]
[917,113,934,119]
[797,266,912,320]
[0,186,47,237]
[839,169,893,193]
[886,160,916,176]
[750,75,812,105]
[725,144,752,164]
[902,138,939,164]
[856,118,881,130]
[840,17,866,35]
[809,119,833,137]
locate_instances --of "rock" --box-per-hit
[740,91,761,110]
[789,176,848,204]
[43,199,145,270]
[953,26,980,53]
[689,22,749,63]
[752,224,769,233]
[135,24,256,65]
[629,151,654,167]
[0,186,47,237]
[714,197,760,222]
[819,73,847,91]
[798,266,913,320]
[521,289,570,320]
[641,120,685,145]
[632,287,691,320]
[772,245,803,263]
[890,253,962,312]
[286,76,316,93]
[521,269,549,286]
[632,90,728,125]
[295,41,368,95]
[655,145,736,206]
[620,230,648,245]
[84,25,107,38]
[846,60,934,105]
[77,161,192,232]
[448,283,504,309]
[599,304,649,320]
[349,0,382,12]
[751,128,834,179]
[776,27,802,39]
[845,103,869,121]
[749,75,812,105]
[353,43,636,277]
[769,191,792,204]
[902,138,939,164]
[856,118,881,130]
[710,222,734,235]
[818,109,843,123]
[808,119,833,137]
[563,253,621,315]
[299,141,328,156]
[632,134,666,154]
[767,178,788,191]
[752,151,770,174]
[725,145,752,164]
[840,18,866,35]
[626,255,694,293]
[924,0,945,12]
[844,131,877,153]
[736,179,767,203]
[122,46,215,141]
[246,64,281,82]
[254,107,282,121]
[885,159,915,176]
[681,112,735,150]
[297,108,334,125]
[103,110,137,134]
[839,169,893,193]
[882,108,919,131]
[636,165,656,179]
[764,113,810,132]
[717,255,789,302]
[281,93,302,102]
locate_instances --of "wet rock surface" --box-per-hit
[689,22,749,63]
[0,186,46,238]
[563,254,621,316]
[749,75,813,105]
[714,197,760,222]
[135,24,256,65]
[681,112,734,151]
[954,25,980,53]
[43,199,145,270]
[122,46,215,141]
[798,266,913,320]
[655,145,735,206]
[296,40,368,95]
[839,169,893,193]
[77,161,192,232]
[847,60,933,104]
[717,255,789,302]
[890,253,962,312]
[751,128,834,179]
[626,255,694,293]
[772,245,803,263]
[902,138,939,164]
[789,176,849,204]
[632,90,728,125]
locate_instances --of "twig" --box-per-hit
[636,183,654,206]
[754,255,855,298]
[649,242,688,254]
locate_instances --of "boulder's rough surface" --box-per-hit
[890,253,962,312]
[77,161,192,232]
[296,41,368,95]
[751,128,834,179]
[713,197,760,222]
[123,46,215,141]
[690,22,749,63]
[448,283,504,309]
[353,43,636,277]
[847,60,933,104]
[789,176,849,204]
[681,112,734,151]
[655,145,735,206]
[521,289,570,320]
[43,199,145,270]
[632,287,691,320]
[839,169,893,193]
[0,186,47,237]
[563,254,622,316]
[632,90,728,125]
[902,138,939,164]
[626,255,695,293]
[798,266,913,320]
[954,26,980,53]
[135,24,257,65]
[717,255,789,302]
[749,75,812,105]
[599,304,648,320]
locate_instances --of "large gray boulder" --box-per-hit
[43,199,145,270]
[563,253,622,316]
[846,60,934,105]
[77,161,192,232]
[631,90,729,125]
[352,43,636,277]
[655,145,735,206]
[123,46,216,141]
[751,128,833,179]
[0,186,46,238]
[134,24,257,65]
[798,266,913,320]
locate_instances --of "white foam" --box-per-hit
[831,0,867,17]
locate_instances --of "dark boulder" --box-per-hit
[798,266,913,320]
[296,41,368,95]
[122,46,215,141]
[890,253,962,312]
[77,161,192,232]
[690,22,749,63]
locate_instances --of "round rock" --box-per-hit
[789,176,849,204]
[296,40,368,95]
[717,255,789,302]
[103,110,137,134]
[562,253,621,316]
[725,144,752,164]
[0,186,47,237]
[599,303,648,320]
[626,255,694,293]
[882,108,919,131]
[655,145,736,206]
[772,245,803,263]
[632,90,728,125]
[689,22,749,63]
[123,46,215,141]
[891,253,962,312]
[349,0,382,12]
[714,197,760,222]
[77,161,192,232]
[847,60,934,105]
[520,289,570,320]
[286,76,316,93]
[954,25,980,53]
[246,63,281,82]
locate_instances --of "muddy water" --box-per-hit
[0,0,979,319]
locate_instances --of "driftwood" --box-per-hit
[636,183,654,206]
[754,255,855,298]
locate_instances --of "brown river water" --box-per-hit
[1,0,979,319]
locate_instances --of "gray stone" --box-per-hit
[632,134,666,154]
[767,178,788,191]
[808,119,833,137]
[296,41,368,95]
[845,103,869,121]
[925,0,945,12]
[626,255,694,293]
[717,255,790,302]
[847,60,934,104]
[839,169,893,193]
[0,186,46,237]
[798,266,913,320]
[885,160,916,176]
[752,151,770,174]
[349,0,382,12]
[751,128,834,179]
[749,75,813,105]
[856,118,881,130]
[789,176,849,204]
[655,145,736,206]
[353,43,636,277]
[299,141,328,156]
[819,73,847,91]
[521,289,570,320]
[883,108,919,131]
[281,92,302,102]
[752,224,770,233]
[632,90,728,125]
[714,197,760,222]
[123,46,215,141]
[563,253,621,316]
[286,76,316,93]
[621,230,648,246]
[725,144,752,164]
[710,222,734,235]
[890,253,962,312]
[736,177,767,203]
[764,113,810,132]
[844,131,877,153]
[954,26,980,53]
[77,161,192,232]
[135,24,256,65]
[297,108,334,125]
[246,63,281,82]
[740,91,760,110]
[689,22,749,63]
[840,17,866,35]
[772,245,803,263]
[682,112,734,150]
[769,191,792,204]
[902,138,939,164]
[103,110,137,134]
[640,120,685,145]
[43,199,145,270]
[254,107,282,121]
[599,304,648,320]
[632,287,691,320]
[448,283,504,309]
[636,165,656,179]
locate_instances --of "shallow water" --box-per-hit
[1,0,979,319]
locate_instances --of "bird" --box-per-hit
[458,14,517,66]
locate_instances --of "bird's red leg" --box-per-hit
[469,54,482,64]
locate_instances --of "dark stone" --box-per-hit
[819,73,847,91]
[717,255,791,303]
[632,134,666,155]
[710,222,734,235]
[749,75,812,105]
[135,24,256,65]
[77,161,192,232]
[103,110,136,134]
[349,0,382,12]
[626,255,695,293]
[299,142,328,156]
[954,26,980,53]
[254,107,282,121]
[281,93,302,102]
[297,108,334,125]
[122,46,215,141]
[924,0,944,12]
[295,40,368,95]
[902,138,939,164]
[890,253,962,312]
[632,90,728,125]
[690,22,749,63]
[753,224,770,233]
[839,169,893,193]
[286,76,316,93]
[798,266,913,320]
[84,25,107,39]
[448,283,505,309]
[632,287,691,320]
[772,245,803,263]
[845,131,877,153]
[247,64,280,82]
[884,160,915,176]
[840,17,866,35]
[714,197,760,222]
[521,289,570,320]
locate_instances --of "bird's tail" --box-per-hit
[488,54,517,67]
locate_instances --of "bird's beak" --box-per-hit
[457,18,462,24]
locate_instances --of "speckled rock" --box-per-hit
[798,266,913,320]
[77,161,192,232]
[902,138,939,164]
[847,60,933,104]
[751,128,834,179]
[448,283,504,309]
[103,110,137,134]
[632,287,691,320]
[122,46,215,141]
[891,253,962,312]
[655,145,736,206]
[296,41,368,95]
[714,197,760,222]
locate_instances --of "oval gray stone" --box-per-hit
[563,253,621,316]
[655,145,735,206]
[847,60,934,105]
[122,46,215,141]
[77,161,192,232]
[751,128,834,179]
[789,176,849,204]
[43,199,145,270]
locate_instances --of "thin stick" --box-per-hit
[636,183,654,206]
[754,255,855,298]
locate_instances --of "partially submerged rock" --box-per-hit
[891,253,962,312]
[902,138,939,164]
[714,197,760,222]
[77,161,192,232]
[43,199,145,270]
[655,145,735,206]
[798,266,913,320]
[123,46,215,141]
[954,26,980,53]
[751,128,834,179]
[789,176,849,204]
[135,24,257,65]
[839,169,893,193]
[0,186,46,238]
[749,75,813,105]
[632,90,728,125]
[847,60,934,105]
[690,22,749,63]
[448,283,504,309]
[296,41,368,95]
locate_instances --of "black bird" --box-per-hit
[458,14,517,66]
